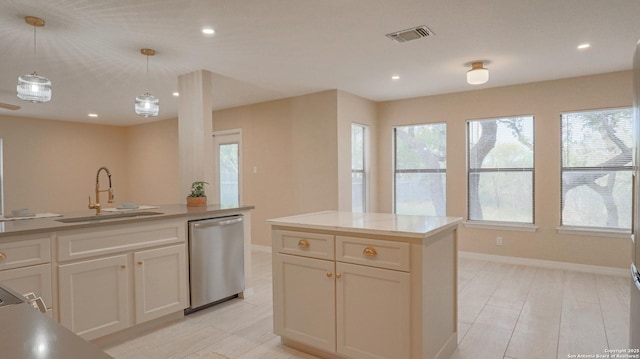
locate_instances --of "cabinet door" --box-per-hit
[336,262,411,359]
[273,253,336,352]
[58,254,130,340]
[134,244,188,324]
[0,263,52,311]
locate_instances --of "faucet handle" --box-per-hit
[88,196,100,210]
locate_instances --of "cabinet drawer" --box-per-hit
[0,263,52,309]
[336,236,410,272]
[0,237,51,271]
[57,221,185,262]
[274,230,334,260]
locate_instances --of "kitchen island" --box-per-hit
[268,211,462,359]
[0,203,254,342]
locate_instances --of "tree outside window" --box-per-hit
[561,108,633,230]
[394,123,446,216]
[467,116,534,223]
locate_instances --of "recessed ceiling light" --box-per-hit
[577,43,590,49]
[202,28,215,35]
[88,113,98,118]
[172,92,179,97]
[392,75,400,80]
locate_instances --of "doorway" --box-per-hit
[212,130,242,206]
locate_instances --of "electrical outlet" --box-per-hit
[496,236,503,246]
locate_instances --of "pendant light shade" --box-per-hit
[466,61,489,85]
[17,72,52,103]
[17,16,51,103]
[135,48,159,117]
[135,92,159,117]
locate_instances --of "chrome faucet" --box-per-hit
[88,166,114,215]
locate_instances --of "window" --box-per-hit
[351,124,366,212]
[561,108,633,230]
[467,116,534,223]
[213,130,242,206]
[394,123,446,216]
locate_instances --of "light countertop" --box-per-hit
[0,203,254,238]
[267,210,462,238]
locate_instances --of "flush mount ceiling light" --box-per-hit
[466,61,489,85]
[134,48,159,117]
[577,43,591,50]
[202,28,215,35]
[17,16,52,103]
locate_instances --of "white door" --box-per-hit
[58,254,130,340]
[133,244,188,324]
[336,262,411,359]
[273,253,336,352]
[213,130,242,205]
[0,263,52,311]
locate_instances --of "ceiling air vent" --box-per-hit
[386,25,434,43]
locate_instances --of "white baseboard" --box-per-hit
[458,251,627,277]
[251,244,272,253]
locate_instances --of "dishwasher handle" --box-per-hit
[192,216,243,229]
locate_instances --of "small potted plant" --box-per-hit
[186,181,208,207]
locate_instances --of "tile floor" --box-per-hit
[102,249,630,359]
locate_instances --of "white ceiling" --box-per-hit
[1,0,639,126]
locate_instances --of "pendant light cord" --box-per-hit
[146,54,149,90]
[33,23,36,57]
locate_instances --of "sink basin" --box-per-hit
[56,211,164,223]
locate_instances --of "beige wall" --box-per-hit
[377,70,633,268]
[124,118,180,206]
[290,91,339,213]
[0,115,129,214]
[213,91,341,245]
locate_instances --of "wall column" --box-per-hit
[178,70,214,201]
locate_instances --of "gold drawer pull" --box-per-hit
[0,252,5,261]
[121,265,126,269]
[363,247,377,257]
[138,261,143,265]
[298,239,310,248]
[336,273,342,279]
[326,272,332,278]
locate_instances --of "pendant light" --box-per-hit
[134,48,159,117]
[17,16,52,103]
[466,61,489,85]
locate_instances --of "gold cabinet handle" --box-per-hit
[138,261,143,265]
[298,239,310,248]
[0,252,5,261]
[121,265,126,269]
[326,272,332,278]
[363,247,377,257]
[336,273,342,279]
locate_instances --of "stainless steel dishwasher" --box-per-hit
[186,215,244,314]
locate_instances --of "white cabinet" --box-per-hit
[56,220,188,340]
[336,262,410,359]
[272,226,458,359]
[58,254,130,340]
[0,236,53,313]
[134,244,188,324]
[272,230,412,359]
[273,253,336,352]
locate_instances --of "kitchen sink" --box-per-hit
[56,211,164,223]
